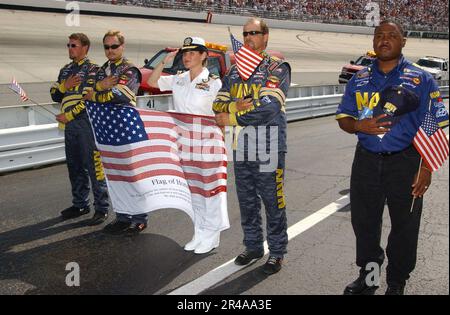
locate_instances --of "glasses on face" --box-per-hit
[243,31,263,37]
[67,43,79,48]
[104,44,121,50]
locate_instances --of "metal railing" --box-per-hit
[0,82,448,174]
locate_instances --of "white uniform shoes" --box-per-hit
[184,227,220,254]
[184,227,203,251]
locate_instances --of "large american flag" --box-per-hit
[9,77,29,101]
[413,111,449,171]
[85,102,228,227]
[230,33,263,81]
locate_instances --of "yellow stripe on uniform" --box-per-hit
[335,113,358,120]
[276,168,286,209]
[93,150,105,181]
[116,84,136,102]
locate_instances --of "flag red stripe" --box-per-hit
[100,143,225,159]
[183,171,227,183]
[415,130,439,170]
[102,157,227,171]
[100,145,173,158]
[429,133,446,162]
[436,129,449,154]
[181,160,227,169]
[238,53,262,67]
[235,55,260,73]
[106,168,226,185]
[418,129,442,168]
[190,185,227,197]
[235,59,253,76]
[240,46,263,63]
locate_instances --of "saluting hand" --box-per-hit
[355,114,392,135]
[163,49,179,65]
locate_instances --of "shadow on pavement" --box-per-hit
[0,217,205,294]
[200,266,269,295]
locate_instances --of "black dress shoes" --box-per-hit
[61,206,90,220]
[87,211,108,226]
[385,284,405,295]
[344,270,379,295]
[234,249,264,266]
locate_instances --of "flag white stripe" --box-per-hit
[101,151,180,164]
[105,163,184,176]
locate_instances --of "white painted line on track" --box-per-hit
[169,194,350,295]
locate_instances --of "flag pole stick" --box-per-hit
[410,99,434,213]
[8,86,56,116]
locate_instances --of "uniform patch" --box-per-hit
[357,71,370,79]
[383,102,398,116]
[112,87,122,95]
[430,91,440,99]
[412,77,421,85]
[266,81,279,88]
[436,107,448,118]
[195,82,210,91]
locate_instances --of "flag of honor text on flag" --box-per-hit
[9,77,29,101]
[230,33,263,81]
[86,102,228,229]
[413,111,449,171]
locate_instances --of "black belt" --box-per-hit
[358,144,414,157]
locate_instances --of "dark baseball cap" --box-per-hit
[375,85,420,118]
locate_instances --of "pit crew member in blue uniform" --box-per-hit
[336,21,449,295]
[214,18,291,275]
[50,33,109,226]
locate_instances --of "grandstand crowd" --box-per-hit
[90,0,449,32]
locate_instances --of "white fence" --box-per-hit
[0,82,448,174]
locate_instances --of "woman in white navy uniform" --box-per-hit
[147,36,229,254]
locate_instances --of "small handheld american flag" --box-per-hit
[230,33,263,81]
[413,111,449,171]
[9,77,29,102]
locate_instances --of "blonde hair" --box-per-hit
[103,30,125,44]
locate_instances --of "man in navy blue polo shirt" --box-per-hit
[336,20,449,295]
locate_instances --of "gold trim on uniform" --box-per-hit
[276,168,286,209]
[335,113,358,120]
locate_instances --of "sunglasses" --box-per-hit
[104,44,121,50]
[67,43,79,48]
[243,31,264,37]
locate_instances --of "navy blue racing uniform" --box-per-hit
[50,57,109,214]
[213,53,291,258]
[86,57,145,224]
[336,55,449,286]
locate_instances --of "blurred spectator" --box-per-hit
[87,0,449,32]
